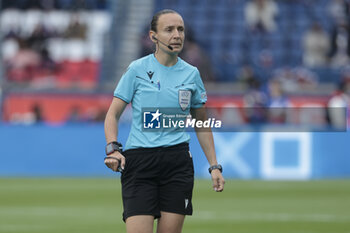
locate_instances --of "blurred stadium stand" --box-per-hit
[155,0,346,82]
[0,1,112,88]
[1,0,350,180]
[0,0,350,125]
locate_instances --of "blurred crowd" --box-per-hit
[144,0,350,129]
[240,0,350,129]
[243,0,350,68]
[1,0,108,10]
[1,0,110,88]
[239,68,350,129]
[2,0,350,127]
[145,0,350,86]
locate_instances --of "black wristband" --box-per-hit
[105,141,123,155]
[208,164,223,174]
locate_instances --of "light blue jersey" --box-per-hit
[114,54,207,150]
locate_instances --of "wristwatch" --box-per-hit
[105,141,123,155]
[208,164,223,174]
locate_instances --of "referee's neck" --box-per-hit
[154,52,178,67]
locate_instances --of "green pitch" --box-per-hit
[0,179,349,233]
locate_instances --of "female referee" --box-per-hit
[104,9,225,233]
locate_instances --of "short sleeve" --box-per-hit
[113,66,136,103]
[191,69,207,108]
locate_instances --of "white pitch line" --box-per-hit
[0,224,48,232]
[0,206,119,217]
[190,211,350,223]
[1,207,349,224]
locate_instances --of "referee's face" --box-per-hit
[156,13,185,54]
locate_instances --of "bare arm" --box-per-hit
[191,106,225,192]
[104,97,128,171]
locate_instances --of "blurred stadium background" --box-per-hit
[0,0,350,232]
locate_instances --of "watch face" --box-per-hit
[106,142,122,155]
[218,165,222,172]
[106,144,114,154]
[209,165,222,174]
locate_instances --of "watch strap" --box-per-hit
[208,164,223,174]
[105,141,123,155]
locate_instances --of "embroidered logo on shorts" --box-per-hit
[179,90,191,111]
[185,199,189,209]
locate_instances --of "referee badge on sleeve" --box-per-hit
[179,90,191,111]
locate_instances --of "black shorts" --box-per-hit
[121,142,194,221]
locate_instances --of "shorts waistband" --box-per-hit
[123,142,189,156]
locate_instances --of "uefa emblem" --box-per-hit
[178,90,191,111]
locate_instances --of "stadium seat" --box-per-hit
[62,39,87,61]
[0,9,21,34]
[21,10,43,37]
[56,60,99,88]
[43,10,70,34]
[87,11,111,36]
[2,39,19,60]
[47,38,65,62]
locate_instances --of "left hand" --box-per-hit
[104,151,125,172]
[211,169,225,192]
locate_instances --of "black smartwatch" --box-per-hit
[105,141,123,155]
[208,164,223,174]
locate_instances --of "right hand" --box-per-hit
[104,151,125,172]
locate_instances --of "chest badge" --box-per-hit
[179,90,191,111]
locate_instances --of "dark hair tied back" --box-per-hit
[151,9,178,32]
